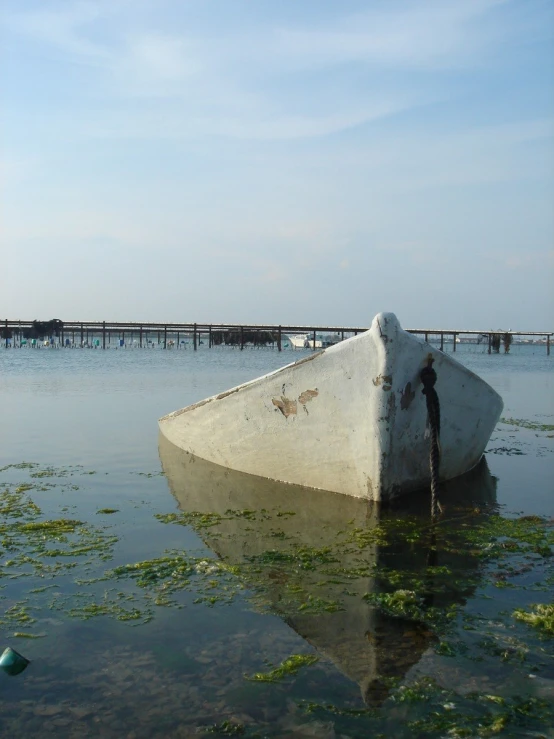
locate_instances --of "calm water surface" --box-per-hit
[0,343,552,738]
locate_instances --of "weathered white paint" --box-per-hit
[159,312,503,501]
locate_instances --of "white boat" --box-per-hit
[287,332,342,349]
[287,333,322,349]
[159,312,503,502]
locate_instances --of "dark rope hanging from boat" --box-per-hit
[421,357,441,519]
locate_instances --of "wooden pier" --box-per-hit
[1,318,552,354]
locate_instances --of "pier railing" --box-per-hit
[1,319,552,354]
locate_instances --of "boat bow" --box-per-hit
[159,312,503,501]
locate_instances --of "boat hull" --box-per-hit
[159,313,503,501]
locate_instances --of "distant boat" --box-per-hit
[159,313,503,501]
[287,334,322,349]
[287,332,342,350]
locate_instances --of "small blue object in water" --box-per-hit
[0,647,30,676]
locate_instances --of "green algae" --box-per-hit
[363,589,422,619]
[4,602,36,626]
[476,634,528,663]
[0,462,39,472]
[205,720,245,735]
[13,631,46,639]
[245,653,319,682]
[299,700,376,717]
[48,590,153,624]
[406,692,553,738]
[150,501,554,630]
[0,486,42,519]
[112,554,195,587]
[0,467,120,633]
[0,513,117,567]
[109,553,244,607]
[297,594,344,613]
[513,603,554,636]
[19,518,85,533]
[68,602,146,622]
[345,524,389,548]
[248,545,338,571]
[1,459,553,739]
[155,511,225,529]
[501,417,554,432]
[29,584,59,593]
[30,468,61,478]
[459,514,553,561]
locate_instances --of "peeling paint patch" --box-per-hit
[372,374,392,387]
[400,382,416,410]
[298,389,318,405]
[298,389,319,416]
[272,397,297,418]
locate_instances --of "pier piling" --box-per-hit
[2,320,552,354]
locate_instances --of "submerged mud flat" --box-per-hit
[0,345,552,736]
[0,451,553,738]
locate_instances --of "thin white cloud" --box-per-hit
[208,102,411,141]
[112,32,203,97]
[273,0,510,70]
[6,0,517,97]
[3,1,552,327]
[7,1,111,63]
[74,93,415,140]
[5,0,531,146]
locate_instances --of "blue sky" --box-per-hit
[2,0,553,329]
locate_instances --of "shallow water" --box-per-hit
[0,343,552,738]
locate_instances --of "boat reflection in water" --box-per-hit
[159,435,497,706]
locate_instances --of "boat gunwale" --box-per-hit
[159,348,326,422]
[159,322,503,424]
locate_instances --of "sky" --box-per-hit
[2,0,553,330]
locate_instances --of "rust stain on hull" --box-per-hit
[400,381,416,410]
